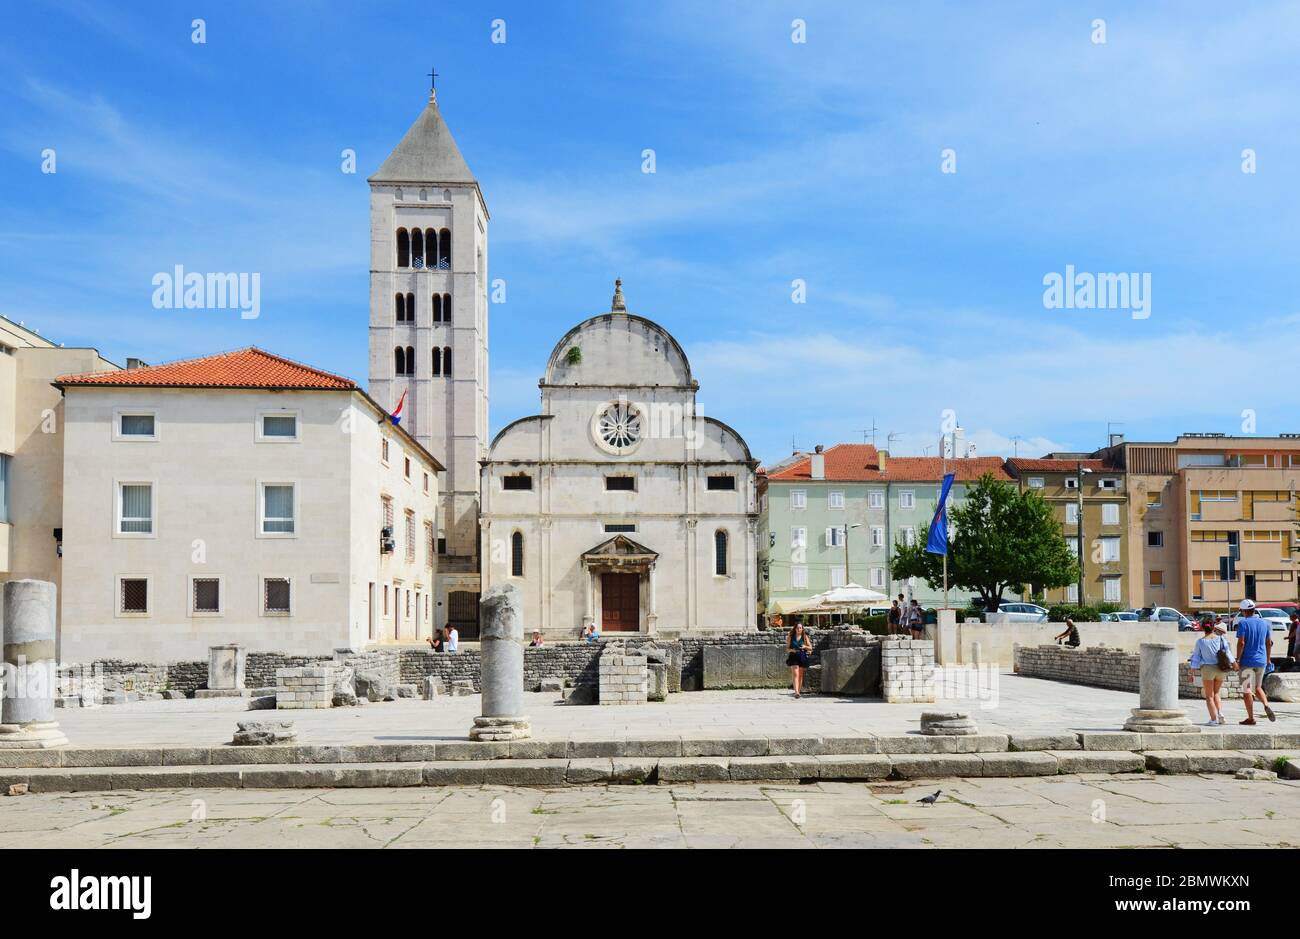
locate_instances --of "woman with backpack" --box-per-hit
[1189,620,1235,726]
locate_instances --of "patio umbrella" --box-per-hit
[809,583,890,610]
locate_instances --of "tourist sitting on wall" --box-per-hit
[582,625,600,643]
[529,630,544,648]
[445,624,460,654]
[1189,619,1234,726]
[427,629,445,654]
[1054,618,1081,648]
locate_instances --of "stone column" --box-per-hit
[469,583,531,740]
[0,580,68,749]
[1123,642,1197,734]
[196,644,247,698]
[934,609,958,665]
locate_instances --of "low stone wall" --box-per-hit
[939,622,1194,667]
[1014,644,1246,699]
[275,666,335,709]
[882,639,935,703]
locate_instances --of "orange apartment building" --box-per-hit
[1095,434,1300,611]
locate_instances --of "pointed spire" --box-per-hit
[369,85,476,184]
[611,278,626,312]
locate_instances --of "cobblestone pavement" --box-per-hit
[50,676,1300,748]
[3,773,1297,849]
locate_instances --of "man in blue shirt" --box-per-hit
[1234,600,1275,725]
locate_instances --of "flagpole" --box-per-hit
[942,450,949,610]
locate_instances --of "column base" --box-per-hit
[469,716,532,741]
[0,721,69,749]
[1123,708,1199,734]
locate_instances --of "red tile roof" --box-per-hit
[1006,458,1107,473]
[763,444,1010,482]
[55,347,357,391]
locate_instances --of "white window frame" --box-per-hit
[790,566,808,589]
[255,408,301,443]
[1027,477,1045,489]
[1102,503,1120,526]
[257,480,299,539]
[828,490,845,510]
[868,490,885,509]
[790,527,807,549]
[899,490,916,509]
[1099,477,1121,490]
[826,525,845,547]
[188,574,225,616]
[1100,536,1121,563]
[870,567,885,588]
[1065,503,1079,525]
[261,575,293,616]
[871,526,884,547]
[830,566,846,588]
[116,574,151,617]
[1066,583,1079,603]
[1065,477,1080,490]
[114,479,157,539]
[113,408,159,442]
[1103,576,1122,602]
[902,526,916,547]
[791,489,807,510]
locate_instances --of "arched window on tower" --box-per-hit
[437,229,451,269]
[511,531,524,577]
[396,229,409,268]
[442,293,451,323]
[394,293,405,323]
[442,347,452,377]
[406,293,415,323]
[432,294,442,323]
[394,347,406,376]
[405,346,415,376]
[431,347,441,376]
[714,529,729,576]
[410,229,424,269]
[425,229,437,267]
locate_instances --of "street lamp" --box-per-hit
[1076,462,1093,607]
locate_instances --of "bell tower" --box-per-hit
[368,81,488,630]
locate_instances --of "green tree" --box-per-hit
[890,473,1078,611]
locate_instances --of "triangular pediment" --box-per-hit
[582,534,658,561]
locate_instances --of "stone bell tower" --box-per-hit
[368,82,489,631]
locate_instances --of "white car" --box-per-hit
[993,602,1049,623]
[1139,606,1193,629]
[1244,607,1290,633]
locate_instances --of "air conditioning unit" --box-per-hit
[380,526,395,554]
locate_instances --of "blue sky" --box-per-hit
[3,1,1298,465]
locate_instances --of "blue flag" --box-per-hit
[925,473,956,556]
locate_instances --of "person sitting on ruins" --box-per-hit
[427,629,445,654]
[582,624,600,643]
[1053,618,1081,648]
[529,630,544,648]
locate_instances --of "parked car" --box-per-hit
[992,602,1049,623]
[1249,607,1290,633]
[1138,606,1194,629]
[1100,611,1138,622]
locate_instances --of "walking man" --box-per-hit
[1234,599,1275,725]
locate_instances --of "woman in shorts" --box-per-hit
[1188,620,1234,726]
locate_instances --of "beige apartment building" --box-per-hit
[1096,434,1300,611]
[1,316,118,620]
[1006,456,1129,607]
[54,348,442,662]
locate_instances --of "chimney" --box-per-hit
[810,445,825,480]
[126,357,149,370]
[877,449,888,472]
[1109,432,1124,448]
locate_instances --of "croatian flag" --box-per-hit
[390,390,407,426]
[925,472,956,556]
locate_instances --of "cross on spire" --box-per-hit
[427,66,439,91]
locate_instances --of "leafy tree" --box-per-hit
[890,473,1078,611]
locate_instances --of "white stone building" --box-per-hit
[480,283,758,638]
[54,348,441,662]
[367,88,488,636]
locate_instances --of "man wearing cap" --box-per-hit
[1234,599,1275,725]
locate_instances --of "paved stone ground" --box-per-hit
[50,675,1300,748]
[2,773,1297,848]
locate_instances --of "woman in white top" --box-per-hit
[1188,621,1234,726]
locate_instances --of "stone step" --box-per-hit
[0,731,1294,771]
[0,748,1282,791]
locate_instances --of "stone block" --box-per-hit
[819,646,880,696]
[655,757,731,783]
[1077,731,1142,751]
[815,754,892,779]
[565,758,613,785]
[888,753,984,779]
[978,752,1059,777]
[422,676,445,700]
[1262,671,1300,702]
[539,678,564,694]
[1009,733,1080,751]
[1049,750,1145,774]
[1144,750,1256,774]
[728,756,820,781]
[679,736,766,758]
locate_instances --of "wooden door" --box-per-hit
[601,573,640,632]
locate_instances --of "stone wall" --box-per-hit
[1014,644,1246,699]
[881,639,935,703]
[275,666,335,709]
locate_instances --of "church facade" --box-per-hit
[367,88,488,634]
[480,283,759,638]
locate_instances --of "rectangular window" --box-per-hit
[870,567,885,588]
[259,413,298,440]
[826,526,845,547]
[118,413,157,438]
[191,577,221,614]
[871,526,884,547]
[706,475,736,491]
[868,490,885,509]
[405,511,416,560]
[118,483,153,534]
[1149,570,1164,587]
[791,566,808,589]
[502,474,533,491]
[1147,531,1164,547]
[263,577,291,614]
[1065,503,1078,525]
[1099,478,1121,490]
[899,490,915,509]
[423,472,430,494]
[1100,537,1120,562]
[261,484,296,534]
[425,521,435,568]
[381,437,390,464]
[382,497,394,533]
[120,577,148,614]
[1146,491,1162,508]
[1103,577,1121,602]
[404,457,411,479]
[830,566,846,588]
[790,527,807,549]
[828,490,845,509]
[0,453,8,524]
[1066,583,1079,603]
[1065,477,1079,490]
[605,475,635,491]
[1028,477,1045,489]
[902,526,916,547]
[604,523,636,533]
[437,537,447,555]
[1102,503,1120,526]
[791,490,807,510]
